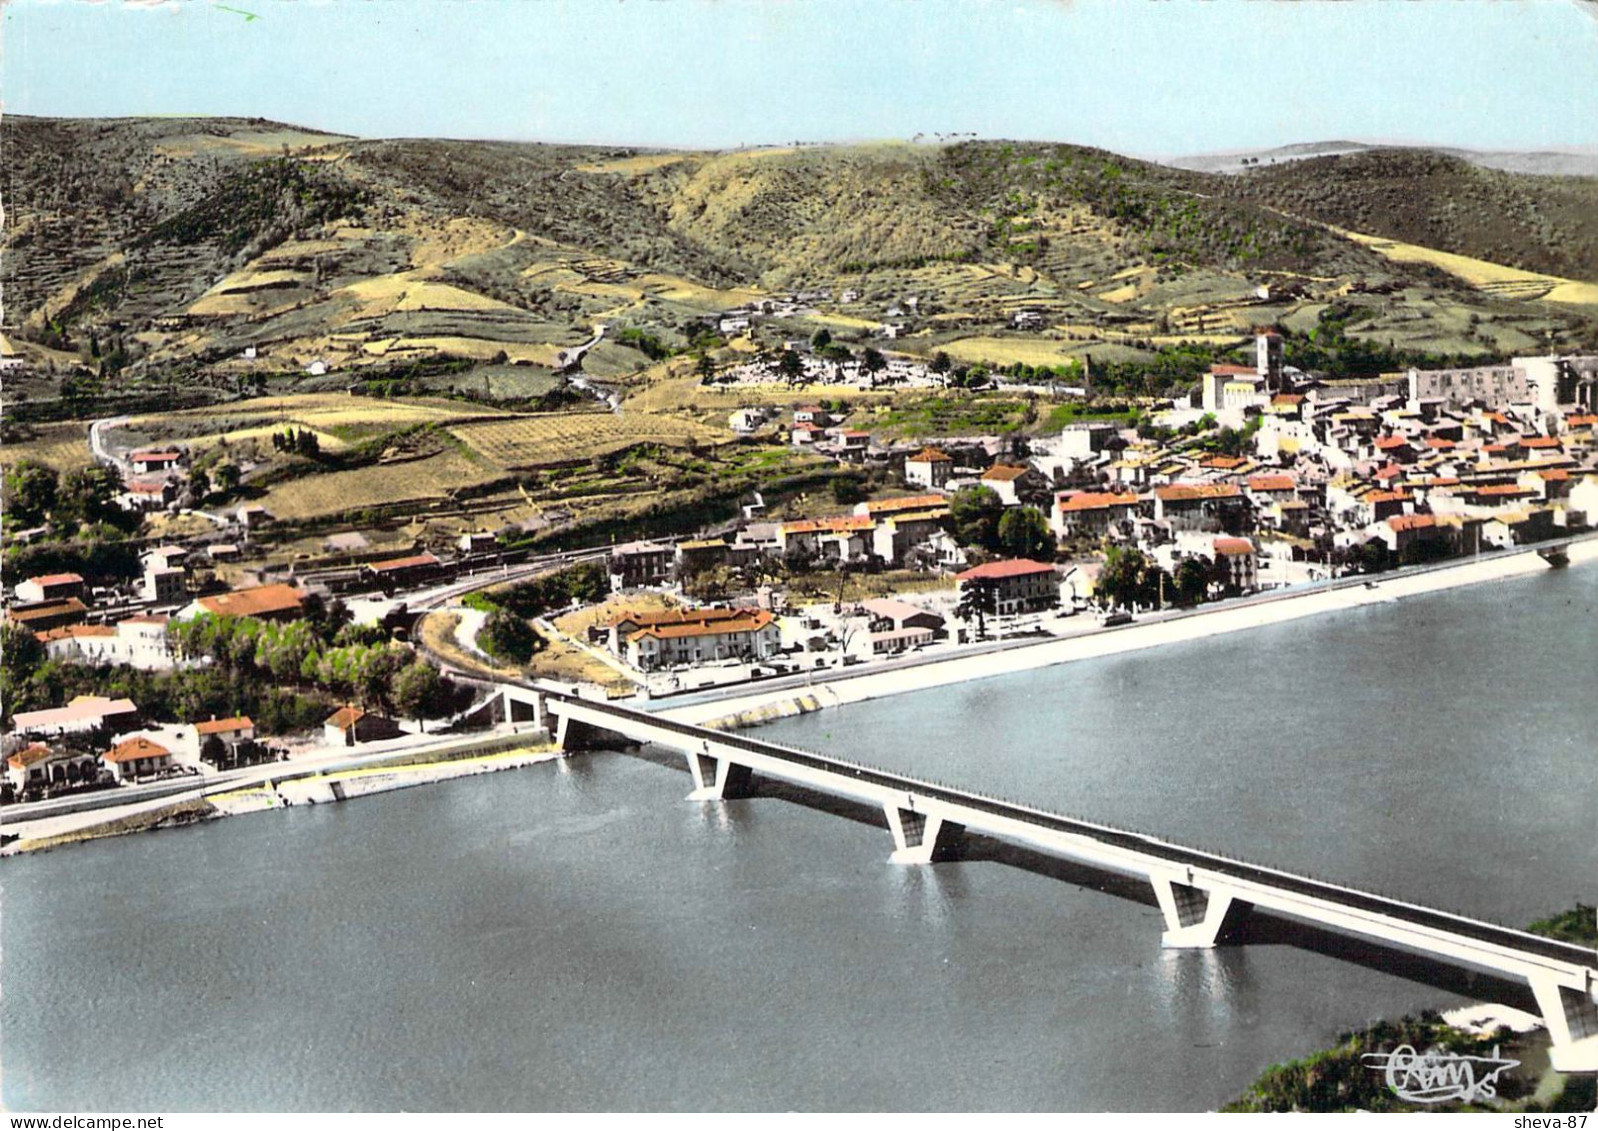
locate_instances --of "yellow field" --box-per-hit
[188,267,312,316]
[2,422,93,472]
[1098,284,1139,304]
[379,337,563,365]
[253,238,349,263]
[126,395,497,447]
[134,393,486,431]
[335,272,526,316]
[450,411,726,468]
[1340,228,1598,307]
[803,312,883,331]
[259,449,503,519]
[634,274,766,310]
[938,336,1087,367]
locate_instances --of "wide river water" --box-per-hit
[3,565,1595,1111]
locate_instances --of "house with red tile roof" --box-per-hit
[323,706,404,747]
[979,464,1035,506]
[1211,537,1258,594]
[904,447,954,490]
[181,583,306,623]
[5,742,100,793]
[955,558,1059,615]
[1152,483,1247,533]
[102,736,174,783]
[1052,491,1141,539]
[15,572,86,604]
[623,609,780,672]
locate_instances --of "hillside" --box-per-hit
[3,115,1597,415]
[1216,148,1598,282]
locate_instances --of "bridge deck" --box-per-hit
[539,686,1595,973]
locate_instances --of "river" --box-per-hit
[3,565,1594,1111]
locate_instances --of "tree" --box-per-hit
[1172,555,1212,607]
[58,465,125,528]
[479,607,543,665]
[695,352,716,384]
[831,476,867,506]
[1095,545,1168,611]
[392,660,446,731]
[810,328,832,351]
[861,347,887,384]
[950,485,1005,552]
[3,461,59,528]
[997,506,1056,561]
[778,349,805,385]
[930,351,952,376]
[956,576,999,641]
[186,466,211,506]
[210,462,241,499]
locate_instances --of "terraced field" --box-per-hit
[258,448,505,520]
[2,422,95,472]
[128,394,494,443]
[450,411,727,469]
[1339,228,1598,307]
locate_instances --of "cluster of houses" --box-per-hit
[725,333,1598,602]
[2,694,258,800]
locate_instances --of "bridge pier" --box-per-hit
[885,802,962,864]
[684,745,755,801]
[1531,975,1598,1073]
[1152,872,1246,948]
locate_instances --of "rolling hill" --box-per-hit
[3,115,1597,410]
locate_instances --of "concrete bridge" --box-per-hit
[495,680,1598,1072]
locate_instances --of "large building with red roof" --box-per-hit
[955,558,1059,615]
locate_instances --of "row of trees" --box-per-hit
[0,621,333,735]
[1094,545,1217,611]
[168,613,459,726]
[462,561,608,619]
[2,460,135,533]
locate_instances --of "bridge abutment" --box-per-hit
[1531,975,1598,1073]
[885,803,962,864]
[1153,873,1246,948]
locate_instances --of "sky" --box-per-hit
[3,0,1597,156]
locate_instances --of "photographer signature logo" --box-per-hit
[1361,1044,1519,1104]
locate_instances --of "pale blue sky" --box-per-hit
[4,0,1597,155]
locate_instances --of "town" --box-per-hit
[5,331,1597,809]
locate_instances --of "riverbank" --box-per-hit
[1,740,558,855]
[665,539,1598,730]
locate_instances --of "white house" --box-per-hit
[904,447,954,490]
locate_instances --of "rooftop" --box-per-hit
[105,736,171,764]
[1154,483,1241,502]
[368,552,441,572]
[957,558,1056,582]
[25,572,85,587]
[196,716,253,735]
[981,465,1029,482]
[1057,491,1139,513]
[195,583,305,618]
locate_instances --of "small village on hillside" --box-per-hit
[5,331,1597,806]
